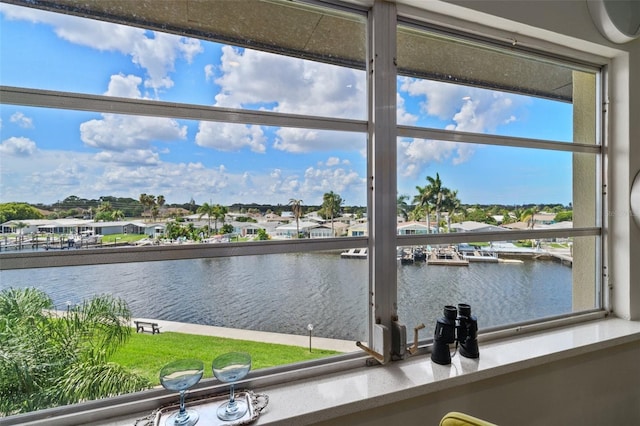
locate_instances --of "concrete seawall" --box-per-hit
[132,317,358,353]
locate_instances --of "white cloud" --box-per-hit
[104,74,143,98]
[399,77,526,133]
[93,149,162,165]
[196,122,266,153]
[301,166,364,198]
[396,78,529,176]
[273,128,366,154]
[397,138,475,178]
[325,157,341,167]
[10,112,34,129]
[397,93,418,125]
[213,46,365,119]
[204,64,215,82]
[0,136,37,157]
[1,3,203,94]
[80,114,187,151]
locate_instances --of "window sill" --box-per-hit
[68,317,640,426]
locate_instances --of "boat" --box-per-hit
[462,250,499,263]
[341,248,368,259]
[400,249,414,264]
[412,247,427,261]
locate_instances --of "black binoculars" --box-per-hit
[431,303,479,365]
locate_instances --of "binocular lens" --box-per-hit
[443,305,457,320]
[458,303,471,317]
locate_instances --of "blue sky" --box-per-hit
[0,3,574,207]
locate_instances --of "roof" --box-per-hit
[451,221,507,232]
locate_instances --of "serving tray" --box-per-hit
[140,390,268,426]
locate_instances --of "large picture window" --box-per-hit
[0,0,603,420]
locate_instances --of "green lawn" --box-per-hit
[101,233,147,243]
[109,331,339,385]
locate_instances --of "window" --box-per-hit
[395,22,602,333]
[0,0,604,420]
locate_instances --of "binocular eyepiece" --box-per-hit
[431,303,479,365]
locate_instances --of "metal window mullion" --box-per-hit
[0,85,368,134]
[397,227,601,247]
[397,125,601,154]
[368,0,398,342]
[0,236,369,271]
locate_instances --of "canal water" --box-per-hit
[0,251,572,341]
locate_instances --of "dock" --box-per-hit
[341,248,367,259]
[427,249,469,266]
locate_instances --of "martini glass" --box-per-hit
[159,359,204,426]
[212,352,252,421]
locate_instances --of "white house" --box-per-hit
[450,221,507,233]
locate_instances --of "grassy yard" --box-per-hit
[110,331,340,385]
[101,233,147,244]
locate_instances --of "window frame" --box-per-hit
[0,0,609,423]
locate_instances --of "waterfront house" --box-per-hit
[451,221,507,233]
[397,221,431,235]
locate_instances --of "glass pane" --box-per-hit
[397,25,597,144]
[0,2,367,120]
[0,251,367,409]
[0,106,367,242]
[0,253,367,341]
[398,235,598,338]
[396,139,597,231]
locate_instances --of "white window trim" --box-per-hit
[3,0,628,425]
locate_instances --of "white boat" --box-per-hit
[341,248,368,259]
[462,250,499,263]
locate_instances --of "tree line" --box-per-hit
[1,176,572,229]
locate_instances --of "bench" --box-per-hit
[135,320,161,334]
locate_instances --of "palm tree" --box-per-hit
[397,194,410,221]
[197,202,215,236]
[442,189,461,232]
[322,191,342,235]
[97,201,113,213]
[139,193,150,220]
[414,173,451,233]
[0,288,149,415]
[156,195,165,218]
[413,181,434,233]
[14,221,28,239]
[211,204,228,234]
[288,198,303,238]
[408,204,426,222]
[519,207,537,229]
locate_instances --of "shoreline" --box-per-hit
[131,316,358,353]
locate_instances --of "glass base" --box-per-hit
[216,400,248,421]
[165,409,199,426]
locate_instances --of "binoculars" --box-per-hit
[431,303,479,365]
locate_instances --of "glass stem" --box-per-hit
[179,389,186,417]
[229,383,236,406]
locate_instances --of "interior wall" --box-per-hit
[314,340,640,426]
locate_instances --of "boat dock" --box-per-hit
[427,249,469,266]
[341,248,367,259]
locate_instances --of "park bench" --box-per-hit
[134,320,161,334]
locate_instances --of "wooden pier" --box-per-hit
[427,249,469,266]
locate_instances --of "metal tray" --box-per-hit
[153,390,268,426]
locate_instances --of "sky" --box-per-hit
[0,3,575,208]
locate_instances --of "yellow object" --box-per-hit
[439,411,498,426]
